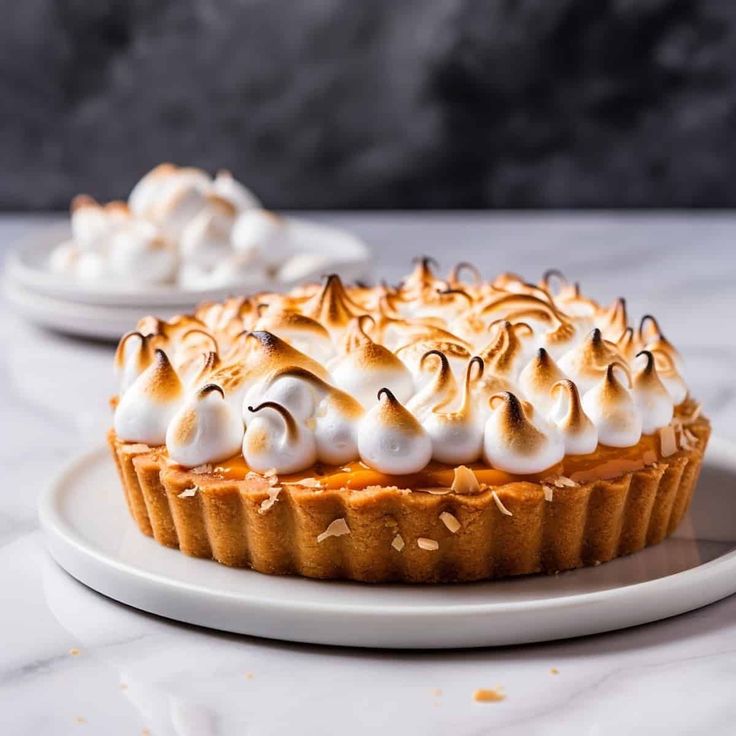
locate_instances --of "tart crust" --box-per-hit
[108,417,710,583]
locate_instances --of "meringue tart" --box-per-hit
[108,262,709,582]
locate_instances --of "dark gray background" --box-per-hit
[3,0,736,210]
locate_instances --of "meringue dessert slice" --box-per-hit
[47,162,365,291]
[109,262,709,583]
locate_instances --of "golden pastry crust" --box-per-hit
[108,415,709,583]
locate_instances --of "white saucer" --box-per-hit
[3,279,171,340]
[39,440,736,649]
[7,218,371,307]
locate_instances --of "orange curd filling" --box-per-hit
[208,433,661,490]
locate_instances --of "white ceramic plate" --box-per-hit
[7,217,371,308]
[39,440,736,649]
[3,279,165,340]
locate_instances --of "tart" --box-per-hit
[109,261,709,582]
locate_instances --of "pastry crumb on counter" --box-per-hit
[68,647,81,656]
[550,667,560,675]
[473,687,506,702]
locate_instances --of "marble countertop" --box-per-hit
[2,212,736,735]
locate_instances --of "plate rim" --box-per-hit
[39,437,736,621]
[8,216,371,307]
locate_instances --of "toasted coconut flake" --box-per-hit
[177,486,199,499]
[391,534,405,551]
[553,475,578,488]
[542,485,554,502]
[258,486,282,514]
[473,687,505,703]
[417,537,439,551]
[285,477,322,488]
[440,511,461,533]
[122,443,150,454]
[264,467,278,478]
[317,518,351,543]
[245,471,270,491]
[491,491,513,516]
[683,403,702,424]
[213,466,227,474]
[451,465,480,494]
[191,463,214,475]
[659,425,678,457]
[427,488,452,495]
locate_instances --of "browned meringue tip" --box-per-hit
[240,330,329,380]
[488,391,544,449]
[604,361,632,390]
[411,255,440,273]
[376,387,424,433]
[148,162,178,177]
[467,355,485,381]
[638,314,664,341]
[434,286,474,305]
[71,194,99,211]
[377,386,398,404]
[256,308,331,338]
[305,273,363,327]
[616,327,637,358]
[419,348,451,372]
[540,268,568,290]
[149,349,184,398]
[248,401,298,438]
[105,200,130,215]
[600,297,628,333]
[204,193,237,216]
[263,365,330,392]
[114,331,149,368]
[181,328,219,354]
[448,261,481,286]
[551,379,586,426]
[635,349,657,373]
[198,383,225,399]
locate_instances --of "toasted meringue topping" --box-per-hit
[243,401,317,474]
[115,331,156,392]
[330,318,414,407]
[406,350,460,418]
[557,328,621,393]
[357,388,432,474]
[582,364,642,447]
[166,384,244,467]
[114,349,184,445]
[231,209,290,268]
[113,262,692,471]
[517,348,567,416]
[632,351,674,434]
[482,392,565,474]
[550,380,598,455]
[51,163,359,289]
[422,357,485,464]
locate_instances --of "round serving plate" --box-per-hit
[6,217,371,308]
[3,278,164,341]
[39,439,736,649]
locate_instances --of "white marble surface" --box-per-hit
[2,212,736,735]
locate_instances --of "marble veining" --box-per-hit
[2,213,736,735]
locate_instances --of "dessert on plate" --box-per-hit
[48,163,353,289]
[109,261,709,582]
